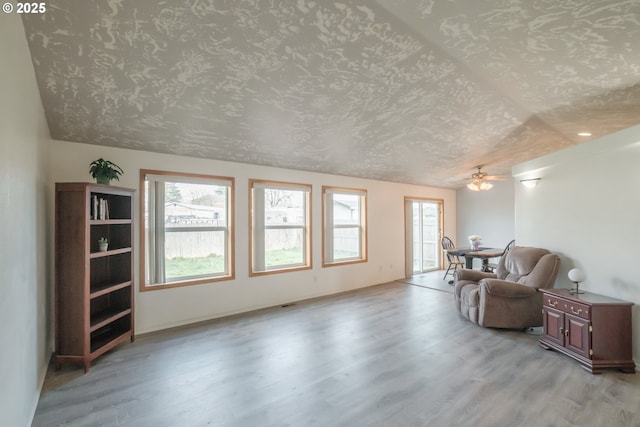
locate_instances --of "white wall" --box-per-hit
[49,140,457,333]
[0,14,51,427]
[456,179,515,268]
[513,124,640,366]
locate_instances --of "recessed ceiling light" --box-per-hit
[577,132,592,137]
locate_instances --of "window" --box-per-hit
[141,170,234,290]
[323,186,367,266]
[250,180,311,275]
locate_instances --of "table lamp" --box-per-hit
[568,268,585,294]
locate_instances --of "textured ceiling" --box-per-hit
[22,0,640,188]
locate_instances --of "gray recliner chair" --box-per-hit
[454,246,560,329]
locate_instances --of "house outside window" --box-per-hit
[250,180,312,275]
[141,170,234,290]
[323,186,367,266]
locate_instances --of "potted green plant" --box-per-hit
[89,158,124,185]
[98,237,109,252]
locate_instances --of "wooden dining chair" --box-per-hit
[441,236,465,280]
[485,239,515,273]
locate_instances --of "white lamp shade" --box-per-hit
[568,268,586,283]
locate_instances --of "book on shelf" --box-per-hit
[101,199,108,220]
[94,198,110,220]
[92,195,99,220]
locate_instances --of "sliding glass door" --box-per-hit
[405,198,442,275]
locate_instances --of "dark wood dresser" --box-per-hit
[539,288,636,374]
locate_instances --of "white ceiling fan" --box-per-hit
[465,166,507,191]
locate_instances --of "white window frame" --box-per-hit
[140,169,235,290]
[322,186,367,266]
[250,179,312,276]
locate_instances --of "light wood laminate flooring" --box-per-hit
[33,280,640,427]
[397,270,454,293]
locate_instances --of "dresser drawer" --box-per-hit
[543,295,566,310]
[543,295,590,320]
[564,300,590,319]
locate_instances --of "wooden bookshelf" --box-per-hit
[55,182,135,372]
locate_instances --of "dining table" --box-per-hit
[447,247,505,271]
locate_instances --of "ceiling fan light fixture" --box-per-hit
[466,180,493,191]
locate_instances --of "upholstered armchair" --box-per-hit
[454,246,560,329]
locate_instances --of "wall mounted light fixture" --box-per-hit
[520,178,541,188]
